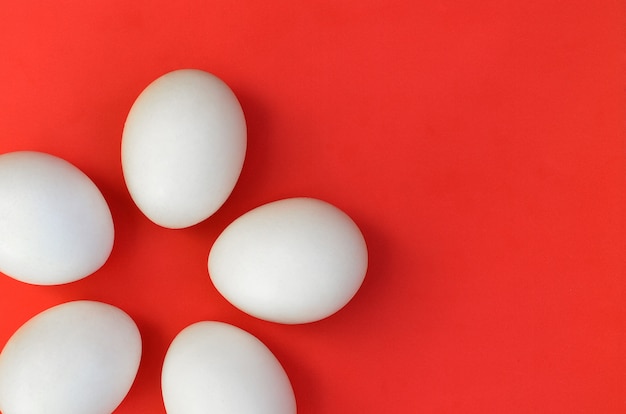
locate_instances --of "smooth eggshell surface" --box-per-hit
[122,69,247,229]
[0,301,142,414]
[208,197,368,324]
[0,151,114,285]
[161,321,296,414]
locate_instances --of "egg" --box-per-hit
[0,300,142,414]
[208,197,368,324]
[162,321,296,414]
[121,69,247,229]
[0,151,114,285]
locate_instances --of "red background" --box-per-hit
[0,1,624,412]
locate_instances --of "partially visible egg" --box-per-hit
[208,197,368,324]
[0,151,114,285]
[0,300,142,414]
[122,69,247,229]
[162,321,296,414]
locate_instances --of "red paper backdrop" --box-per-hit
[0,1,624,413]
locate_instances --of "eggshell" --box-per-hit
[0,301,142,414]
[0,151,114,285]
[208,197,368,324]
[162,321,296,414]
[121,69,247,229]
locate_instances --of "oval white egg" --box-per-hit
[0,151,114,285]
[0,300,142,414]
[208,197,368,324]
[122,69,247,229]
[162,321,296,414]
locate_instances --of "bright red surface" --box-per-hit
[0,1,624,413]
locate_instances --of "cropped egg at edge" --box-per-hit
[162,321,296,414]
[0,151,114,285]
[0,300,142,414]
[208,197,368,324]
[122,69,247,229]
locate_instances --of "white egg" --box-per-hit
[208,197,368,324]
[0,300,142,414]
[0,151,114,285]
[162,321,296,414]
[122,69,247,229]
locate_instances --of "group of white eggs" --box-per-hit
[0,69,368,414]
